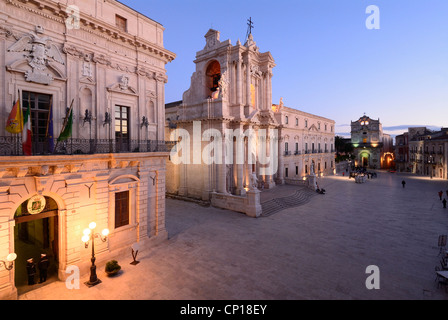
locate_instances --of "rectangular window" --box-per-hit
[285,167,288,178]
[116,15,127,32]
[296,166,298,175]
[115,105,130,152]
[22,91,53,154]
[296,118,298,126]
[305,165,308,174]
[115,191,129,228]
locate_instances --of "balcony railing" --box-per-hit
[0,136,176,156]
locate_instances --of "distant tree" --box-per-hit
[335,136,345,155]
[344,141,354,154]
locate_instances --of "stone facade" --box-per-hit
[0,0,175,299]
[407,127,448,179]
[351,115,393,169]
[165,29,335,215]
[274,105,335,185]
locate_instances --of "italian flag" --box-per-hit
[22,102,32,156]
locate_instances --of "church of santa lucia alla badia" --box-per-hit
[0,0,334,299]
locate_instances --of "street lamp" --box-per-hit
[82,222,109,287]
[0,253,17,271]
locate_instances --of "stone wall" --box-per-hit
[0,153,168,299]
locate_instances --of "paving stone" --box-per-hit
[18,171,448,300]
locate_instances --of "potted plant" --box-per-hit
[105,260,121,276]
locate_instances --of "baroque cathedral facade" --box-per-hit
[165,29,335,217]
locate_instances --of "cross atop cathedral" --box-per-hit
[246,17,254,41]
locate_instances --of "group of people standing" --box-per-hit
[26,254,50,285]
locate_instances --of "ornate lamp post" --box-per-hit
[82,222,109,287]
[0,253,17,271]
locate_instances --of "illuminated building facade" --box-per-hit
[351,115,393,169]
[165,29,335,216]
[0,0,175,299]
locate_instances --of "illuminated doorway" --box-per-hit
[13,196,59,294]
[361,153,369,167]
[382,152,395,169]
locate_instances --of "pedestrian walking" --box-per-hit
[439,191,444,200]
[402,180,406,188]
[443,198,447,209]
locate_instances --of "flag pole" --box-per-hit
[45,96,54,153]
[54,98,74,153]
[16,90,20,155]
[45,96,53,138]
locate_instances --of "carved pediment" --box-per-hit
[257,109,279,126]
[7,26,65,85]
[107,75,137,95]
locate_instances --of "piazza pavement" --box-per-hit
[18,170,448,300]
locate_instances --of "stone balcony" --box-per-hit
[0,137,176,157]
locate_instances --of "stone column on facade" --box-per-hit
[217,128,228,194]
[154,169,168,240]
[268,70,273,112]
[277,135,285,185]
[236,163,246,196]
[202,153,212,200]
[155,75,167,141]
[266,129,276,188]
[246,57,251,109]
[56,208,70,281]
[137,169,150,242]
[235,125,246,196]
[236,59,242,105]
[0,219,18,300]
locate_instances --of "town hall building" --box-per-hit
[0,0,175,299]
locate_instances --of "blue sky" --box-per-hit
[120,0,448,138]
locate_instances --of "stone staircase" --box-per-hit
[261,187,317,217]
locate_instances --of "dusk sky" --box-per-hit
[120,0,448,138]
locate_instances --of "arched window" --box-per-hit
[205,60,221,98]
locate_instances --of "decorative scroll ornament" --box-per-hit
[7,26,65,85]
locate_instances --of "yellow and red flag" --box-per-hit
[5,98,23,134]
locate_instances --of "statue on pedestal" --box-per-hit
[249,172,258,190]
